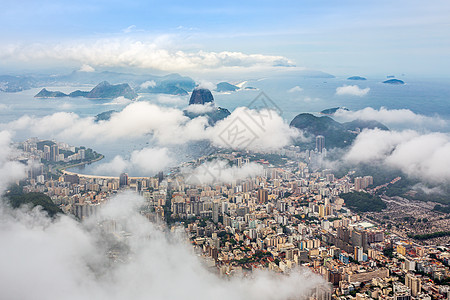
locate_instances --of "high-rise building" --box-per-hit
[405,273,421,297]
[212,202,219,223]
[78,149,85,160]
[354,177,363,191]
[119,173,128,187]
[316,135,325,153]
[355,176,373,191]
[51,144,59,162]
[363,176,374,187]
[257,189,268,203]
[43,145,51,161]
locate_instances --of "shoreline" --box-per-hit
[59,155,153,180]
[59,154,105,175]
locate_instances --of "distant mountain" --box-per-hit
[216,82,239,92]
[347,76,367,80]
[35,82,138,100]
[35,88,67,98]
[68,90,89,97]
[184,107,231,125]
[189,88,214,105]
[289,113,388,149]
[143,85,188,95]
[320,107,349,115]
[0,70,196,96]
[95,110,117,122]
[86,81,138,100]
[383,79,405,85]
[343,119,389,132]
[184,88,230,124]
[0,75,37,92]
[136,73,195,95]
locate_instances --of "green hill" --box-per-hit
[289,113,388,149]
[5,185,63,217]
[340,191,386,212]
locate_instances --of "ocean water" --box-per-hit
[1,75,449,176]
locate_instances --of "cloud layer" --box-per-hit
[3,102,298,152]
[345,129,450,183]
[1,39,295,71]
[0,191,325,300]
[0,131,27,191]
[335,85,370,96]
[334,107,448,131]
[183,159,264,185]
[93,148,173,176]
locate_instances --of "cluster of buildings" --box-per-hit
[159,150,450,300]
[13,137,450,299]
[21,137,87,163]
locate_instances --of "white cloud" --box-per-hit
[108,96,133,106]
[1,39,295,72]
[92,155,129,175]
[335,85,370,96]
[93,148,173,176]
[196,80,216,90]
[288,86,303,93]
[129,147,173,174]
[345,129,450,183]
[140,80,156,89]
[0,131,27,191]
[3,102,297,152]
[156,95,186,106]
[78,64,95,72]
[334,107,448,130]
[0,190,326,300]
[183,160,264,185]
[184,102,215,114]
[209,107,300,151]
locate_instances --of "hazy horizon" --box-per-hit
[1,1,450,77]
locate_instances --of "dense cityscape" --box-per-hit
[9,136,450,300]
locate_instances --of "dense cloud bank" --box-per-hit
[345,129,450,184]
[3,102,299,152]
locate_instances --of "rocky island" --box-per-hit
[35,81,138,100]
[383,79,405,85]
[347,76,367,80]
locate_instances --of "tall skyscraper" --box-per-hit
[316,135,325,153]
[119,173,128,187]
[43,145,51,161]
[51,144,59,162]
[212,202,219,223]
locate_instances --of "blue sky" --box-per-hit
[1,0,449,76]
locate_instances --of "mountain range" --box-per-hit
[35,81,138,100]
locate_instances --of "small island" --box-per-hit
[34,88,68,98]
[347,76,367,80]
[216,82,239,92]
[382,79,405,85]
